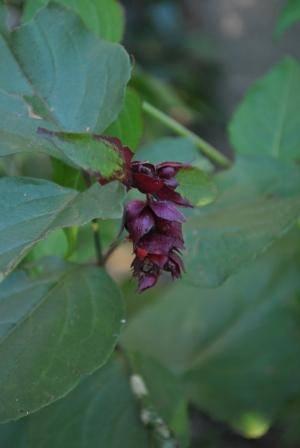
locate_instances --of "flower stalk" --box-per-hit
[142,101,232,168]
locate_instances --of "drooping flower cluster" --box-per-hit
[80,134,192,292]
[124,160,192,292]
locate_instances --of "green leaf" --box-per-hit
[105,87,144,150]
[135,137,214,172]
[0,357,150,446]
[0,177,125,280]
[0,264,124,422]
[183,155,300,287]
[0,4,8,34]
[176,167,217,207]
[276,0,300,36]
[37,128,123,178]
[52,158,83,190]
[23,0,124,43]
[229,58,300,161]
[22,0,49,23]
[123,234,300,435]
[0,91,59,158]
[55,0,125,42]
[0,5,131,132]
[27,229,68,261]
[0,92,124,176]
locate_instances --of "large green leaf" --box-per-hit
[37,128,123,177]
[0,5,131,132]
[229,58,300,161]
[0,91,59,159]
[23,0,124,43]
[56,0,124,43]
[276,0,300,36]
[0,4,7,34]
[176,167,217,207]
[105,87,143,150]
[0,177,125,280]
[0,92,124,176]
[0,263,124,423]
[183,155,300,287]
[123,234,300,436]
[0,358,150,447]
[22,0,49,23]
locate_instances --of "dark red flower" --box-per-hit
[124,198,187,292]
[131,160,192,207]
[131,162,164,193]
[98,144,194,291]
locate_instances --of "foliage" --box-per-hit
[276,0,300,36]
[0,1,299,447]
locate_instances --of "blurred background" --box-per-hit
[123,0,300,153]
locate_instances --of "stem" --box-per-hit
[103,238,122,265]
[142,101,231,168]
[91,220,103,265]
[117,346,180,448]
[82,170,104,265]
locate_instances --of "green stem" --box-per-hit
[82,170,103,265]
[117,347,179,447]
[142,101,231,168]
[91,220,103,266]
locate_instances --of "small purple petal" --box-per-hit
[138,274,158,292]
[156,219,183,241]
[125,200,146,221]
[140,233,176,254]
[149,200,186,223]
[147,254,169,268]
[157,161,189,172]
[164,252,185,279]
[170,251,185,271]
[158,166,177,179]
[127,209,155,242]
[132,161,156,175]
[132,172,164,194]
[164,178,179,189]
[155,186,192,207]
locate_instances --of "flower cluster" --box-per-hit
[124,160,192,292]
[92,136,192,291]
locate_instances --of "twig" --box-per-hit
[117,346,180,448]
[91,220,103,265]
[82,171,104,265]
[142,101,231,168]
[103,238,123,265]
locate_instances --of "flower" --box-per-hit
[124,199,186,292]
[92,138,193,291]
[131,161,192,207]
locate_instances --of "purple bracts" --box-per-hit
[95,138,193,292]
[124,160,192,292]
